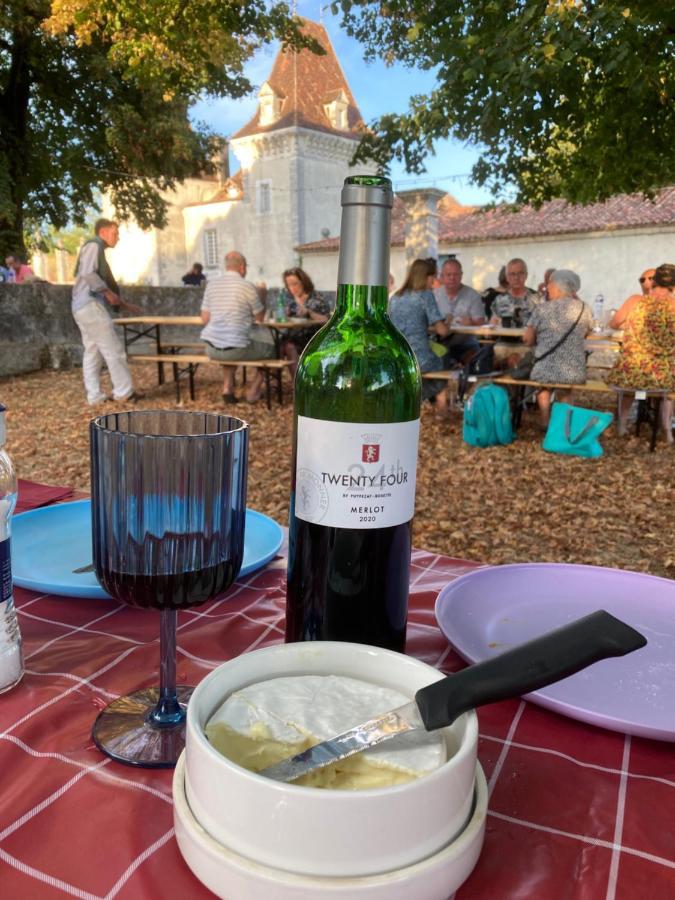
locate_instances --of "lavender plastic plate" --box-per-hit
[435,563,674,741]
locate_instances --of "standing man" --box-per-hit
[433,257,484,366]
[72,218,142,405]
[200,250,274,404]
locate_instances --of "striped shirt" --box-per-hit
[200,271,262,348]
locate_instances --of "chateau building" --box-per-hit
[104,20,369,289]
[39,15,671,307]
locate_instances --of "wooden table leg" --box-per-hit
[264,369,272,410]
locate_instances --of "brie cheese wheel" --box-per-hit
[205,674,447,790]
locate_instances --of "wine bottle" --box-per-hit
[285,175,421,652]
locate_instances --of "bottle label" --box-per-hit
[295,416,420,529]
[0,538,11,603]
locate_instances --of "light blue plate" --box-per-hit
[11,499,283,600]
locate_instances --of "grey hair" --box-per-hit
[549,269,580,296]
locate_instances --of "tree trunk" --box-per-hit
[0,25,32,258]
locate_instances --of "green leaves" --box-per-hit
[0,1,312,254]
[338,0,675,204]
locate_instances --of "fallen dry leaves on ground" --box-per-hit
[2,365,674,578]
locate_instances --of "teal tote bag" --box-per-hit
[542,402,613,458]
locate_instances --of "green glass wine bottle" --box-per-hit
[285,175,421,652]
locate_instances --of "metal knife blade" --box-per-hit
[260,700,425,784]
[72,563,95,574]
[258,610,646,784]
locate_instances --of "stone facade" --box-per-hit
[0,284,203,377]
[93,19,367,291]
[0,283,336,378]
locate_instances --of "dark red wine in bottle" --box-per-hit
[285,175,421,652]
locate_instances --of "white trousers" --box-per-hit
[73,302,133,404]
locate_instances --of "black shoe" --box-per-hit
[222,393,238,404]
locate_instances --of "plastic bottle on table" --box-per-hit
[0,403,24,693]
[593,294,604,331]
[276,294,287,323]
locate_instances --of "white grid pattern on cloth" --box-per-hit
[0,566,292,899]
[606,735,632,900]
[487,810,675,871]
[3,534,675,899]
[0,644,142,738]
[480,732,675,789]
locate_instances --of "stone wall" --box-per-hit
[0,283,336,377]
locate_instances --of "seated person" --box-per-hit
[182,262,206,286]
[4,254,35,284]
[608,263,675,442]
[482,265,508,319]
[280,266,330,373]
[537,268,555,301]
[433,258,483,366]
[491,257,541,367]
[389,258,452,416]
[200,250,274,404]
[523,269,592,427]
[638,267,656,296]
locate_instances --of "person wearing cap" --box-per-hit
[523,269,593,427]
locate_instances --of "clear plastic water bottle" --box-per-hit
[593,294,604,332]
[276,293,287,323]
[0,403,24,693]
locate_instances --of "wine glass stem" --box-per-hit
[149,608,184,727]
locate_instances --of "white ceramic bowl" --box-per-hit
[174,753,487,899]
[184,642,478,878]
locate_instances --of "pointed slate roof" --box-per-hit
[232,19,364,141]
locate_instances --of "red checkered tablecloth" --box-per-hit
[2,483,675,899]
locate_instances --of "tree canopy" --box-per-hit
[0,1,315,255]
[334,0,675,205]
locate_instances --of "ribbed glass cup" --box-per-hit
[90,410,248,768]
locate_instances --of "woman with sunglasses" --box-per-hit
[281,267,330,373]
[609,263,675,443]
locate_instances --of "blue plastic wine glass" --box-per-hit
[89,410,248,767]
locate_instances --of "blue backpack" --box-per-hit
[463,384,514,448]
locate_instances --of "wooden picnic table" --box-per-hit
[449,323,623,350]
[113,315,322,385]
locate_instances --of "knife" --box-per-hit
[260,610,646,783]
[73,563,95,574]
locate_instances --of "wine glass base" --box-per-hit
[92,686,194,768]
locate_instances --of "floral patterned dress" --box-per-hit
[609,295,675,391]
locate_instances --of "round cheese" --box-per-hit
[205,674,448,790]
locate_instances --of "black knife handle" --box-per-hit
[415,610,646,731]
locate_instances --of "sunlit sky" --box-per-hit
[190,2,495,207]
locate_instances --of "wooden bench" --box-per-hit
[129,353,292,409]
[158,341,206,352]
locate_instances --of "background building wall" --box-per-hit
[299,226,675,303]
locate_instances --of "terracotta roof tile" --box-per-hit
[232,20,363,141]
[296,188,675,252]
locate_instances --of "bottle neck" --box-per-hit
[334,284,389,319]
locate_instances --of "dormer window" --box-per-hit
[259,82,282,126]
[324,90,349,131]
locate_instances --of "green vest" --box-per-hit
[75,236,119,295]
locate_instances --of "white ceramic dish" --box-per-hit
[184,642,478,878]
[174,753,487,899]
